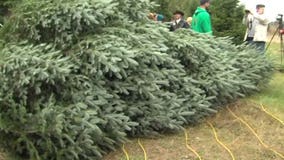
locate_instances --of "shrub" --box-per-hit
[0,0,273,159]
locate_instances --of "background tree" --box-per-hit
[0,1,8,24]
[150,0,198,21]
[152,0,246,44]
[150,0,171,20]
[0,0,17,24]
[210,0,246,44]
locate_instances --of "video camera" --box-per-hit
[276,14,284,34]
[276,14,283,22]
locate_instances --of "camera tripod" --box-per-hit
[266,15,284,64]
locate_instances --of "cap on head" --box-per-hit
[173,10,185,16]
[256,4,265,9]
[200,0,210,5]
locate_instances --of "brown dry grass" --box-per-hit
[104,100,284,160]
[0,152,6,160]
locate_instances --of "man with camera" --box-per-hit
[244,4,269,53]
[243,8,255,43]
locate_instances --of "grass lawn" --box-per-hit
[251,42,284,111]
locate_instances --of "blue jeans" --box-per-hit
[245,37,254,44]
[253,41,266,54]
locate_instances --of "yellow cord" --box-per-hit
[227,106,284,159]
[207,122,235,160]
[250,100,284,126]
[138,138,147,160]
[122,144,130,160]
[183,129,202,160]
[260,104,284,126]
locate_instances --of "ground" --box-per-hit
[103,43,284,160]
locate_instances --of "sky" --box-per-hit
[239,0,284,22]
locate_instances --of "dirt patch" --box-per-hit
[0,152,6,160]
[104,100,284,160]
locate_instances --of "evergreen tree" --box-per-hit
[150,0,172,20]
[210,0,246,44]
[0,0,273,159]
[152,0,246,44]
[151,0,199,20]
[0,0,17,22]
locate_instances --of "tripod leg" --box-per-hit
[266,28,279,53]
[281,35,283,64]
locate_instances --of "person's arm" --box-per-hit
[201,13,213,35]
[183,21,190,29]
[169,24,175,31]
[254,14,269,25]
[243,14,251,26]
[242,15,247,25]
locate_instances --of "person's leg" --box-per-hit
[254,41,266,53]
[245,37,254,45]
[259,42,265,52]
[246,37,254,43]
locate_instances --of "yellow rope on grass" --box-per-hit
[260,104,284,126]
[207,122,235,160]
[249,100,284,126]
[227,106,284,159]
[122,144,130,160]
[183,129,202,160]
[138,138,147,160]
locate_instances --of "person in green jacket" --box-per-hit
[192,0,213,35]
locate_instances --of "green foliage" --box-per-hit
[1,0,153,49]
[151,0,198,20]
[152,0,246,44]
[165,31,273,105]
[150,0,171,20]
[210,0,246,44]
[0,42,136,159]
[0,0,273,160]
[0,0,18,22]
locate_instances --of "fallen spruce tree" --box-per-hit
[0,0,273,159]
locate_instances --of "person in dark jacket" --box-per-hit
[170,10,189,31]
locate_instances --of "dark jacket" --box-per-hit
[170,19,189,31]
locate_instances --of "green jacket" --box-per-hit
[191,7,212,35]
